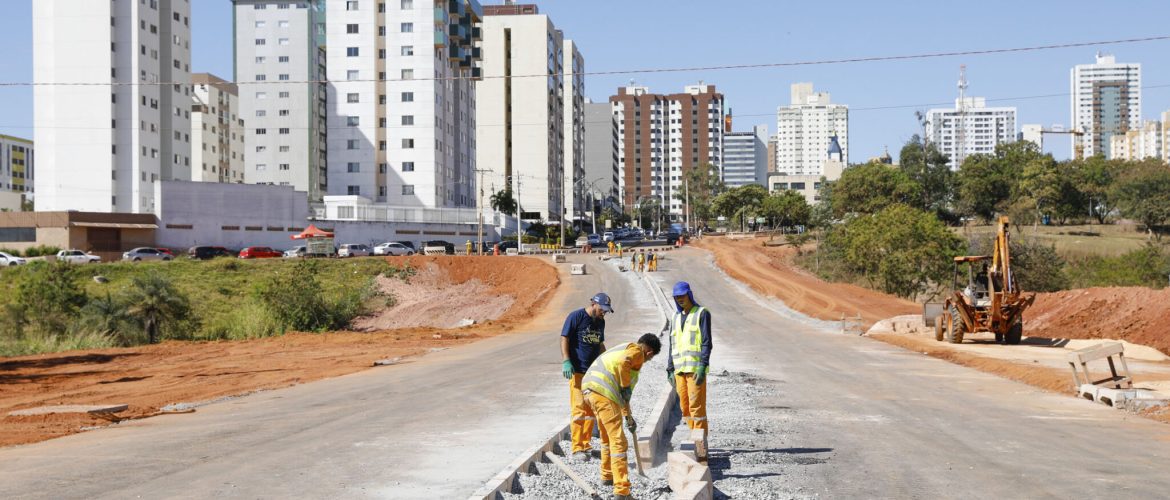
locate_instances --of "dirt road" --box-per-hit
[692,236,918,328]
[0,255,557,447]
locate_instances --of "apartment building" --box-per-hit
[583,101,619,209]
[190,74,245,183]
[327,0,482,209]
[0,135,34,196]
[34,0,192,213]
[926,97,1017,169]
[477,4,575,222]
[1071,53,1141,158]
[1108,120,1162,161]
[611,83,725,219]
[775,83,848,176]
[723,125,768,188]
[233,0,328,201]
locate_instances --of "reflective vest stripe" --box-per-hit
[671,306,706,373]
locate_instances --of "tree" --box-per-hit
[1111,158,1170,239]
[824,204,965,299]
[489,188,517,216]
[1017,154,1084,225]
[761,190,811,230]
[830,161,921,217]
[14,262,88,336]
[954,141,1046,222]
[711,184,768,231]
[1073,156,1124,224]
[674,163,726,228]
[124,272,192,344]
[78,291,132,342]
[898,135,954,215]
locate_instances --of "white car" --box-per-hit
[0,252,26,266]
[283,246,306,258]
[373,242,415,256]
[122,247,172,262]
[337,244,373,258]
[56,249,101,264]
[603,231,615,243]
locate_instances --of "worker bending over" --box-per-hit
[582,334,661,500]
[667,281,713,431]
[561,293,612,459]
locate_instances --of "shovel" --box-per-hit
[624,403,648,478]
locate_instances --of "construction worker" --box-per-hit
[616,241,623,257]
[583,333,662,500]
[465,239,474,255]
[630,252,637,272]
[608,240,615,255]
[636,252,645,272]
[666,281,712,431]
[648,252,657,272]
[561,293,612,460]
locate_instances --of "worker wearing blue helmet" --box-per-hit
[666,281,712,431]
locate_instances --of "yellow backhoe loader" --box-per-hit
[929,216,1036,344]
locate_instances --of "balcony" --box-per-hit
[449,22,468,41]
[434,6,448,24]
[434,30,448,47]
[448,0,465,17]
[448,44,464,62]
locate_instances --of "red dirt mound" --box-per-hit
[1027,287,1170,356]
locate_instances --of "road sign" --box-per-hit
[520,211,541,221]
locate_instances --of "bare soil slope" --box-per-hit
[1026,287,1170,356]
[0,256,560,447]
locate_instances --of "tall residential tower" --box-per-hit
[926,98,1017,170]
[1071,53,1141,159]
[775,83,847,176]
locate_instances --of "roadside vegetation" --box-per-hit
[748,137,1170,299]
[0,258,411,357]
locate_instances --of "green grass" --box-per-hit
[954,222,1150,259]
[0,257,407,356]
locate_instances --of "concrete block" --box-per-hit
[668,451,702,492]
[675,480,712,500]
[570,263,586,275]
[1077,384,1098,401]
[689,428,708,462]
[552,254,567,263]
[1095,387,1138,408]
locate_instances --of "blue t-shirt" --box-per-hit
[561,308,605,373]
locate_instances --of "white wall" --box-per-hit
[154,180,310,250]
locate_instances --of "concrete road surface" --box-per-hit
[3,248,1170,499]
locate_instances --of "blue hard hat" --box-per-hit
[672,281,692,297]
[591,292,614,313]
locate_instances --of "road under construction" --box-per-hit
[2,247,1170,499]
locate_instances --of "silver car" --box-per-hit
[337,244,373,258]
[123,247,172,262]
[0,252,26,266]
[373,242,415,256]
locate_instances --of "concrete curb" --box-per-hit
[468,421,571,500]
[636,269,681,469]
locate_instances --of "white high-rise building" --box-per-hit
[1163,111,1170,162]
[926,97,1017,169]
[1109,120,1163,161]
[477,4,570,222]
[776,83,848,176]
[562,39,585,226]
[1071,53,1141,159]
[723,125,768,188]
[233,0,328,202]
[191,74,246,184]
[583,101,619,209]
[34,0,192,213]
[327,0,482,208]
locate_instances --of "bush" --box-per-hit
[967,235,1069,292]
[22,245,61,258]
[253,260,371,333]
[0,247,23,257]
[201,300,283,340]
[1066,243,1170,289]
[12,262,88,336]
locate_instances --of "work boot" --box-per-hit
[613,495,632,500]
[572,451,590,461]
[602,479,613,486]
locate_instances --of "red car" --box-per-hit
[155,248,174,256]
[238,246,282,259]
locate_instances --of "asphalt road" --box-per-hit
[0,255,662,500]
[4,248,1170,499]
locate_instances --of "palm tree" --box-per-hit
[490,188,518,216]
[124,272,191,344]
[81,291,130,342]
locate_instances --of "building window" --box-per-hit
[402,139,414,149]
[279,91,290,98]
[348,185,361,195]
[400,23,413,33]
[279,128,289,134]
[256,110,267,117]
[347,47,360,57]
[347,140,360,150]
[279,74,289,81]
[255,39,266,45]
[401,115,414,125]
[347,70,359,81]
[278,38,289,45]
[378,163,387,173]
[347,162,360,173]
[256,128,267,135]
[347,24,359,34]
[401,69,413,80]
[379,186,387,197]
[347,93,360,103]
[278,56,289,63]
[279,164,290,171]
[255,56,266,63]
[257,164,268,171]
[346,1,359,10]
[279,146,290,152]
[346,116,360,126]
[401,0,413,8]
[402,185,414,195]
[401,45,414,56]
[402,161,415,172]
[401,92,414,102]
[279,109,289,116]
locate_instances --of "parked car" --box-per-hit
[283,246,307,258]
[0,251,26,266]
[422,240,455,255]
[188,246,234,260]
[602,231,615,243]
[238,246,282,259]
[155,248,175,257]
[373,242,415,256]
[664,231,682,245]
[395,241,416,251]
[587,234,602,246]
[56,249,101,264]
[338,244,373,258]
[123,247,172,262]
[495,240,519,253]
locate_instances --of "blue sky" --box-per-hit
[3,0,1170,160]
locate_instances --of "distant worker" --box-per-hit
[583,333,662,500]
[465,239,474,256]
[636,252,645,272]
[608,240,615,255]
[648,252,657,272]
[630,252,637,271]
[617,242,623,257]
[666,281,712,432]
[561,293,612,460]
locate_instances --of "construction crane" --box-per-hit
[1023,125,1087,160]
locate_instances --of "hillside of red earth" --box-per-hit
[0,255,561,448]
[1027,287,1170,356]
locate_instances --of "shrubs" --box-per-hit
[1066,243,1170,289]
[22,245,62,258]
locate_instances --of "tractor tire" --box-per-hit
[995,332,1004,343]
[945,305,965,344]
[1005,322,1023,345]
[934,314,945,342]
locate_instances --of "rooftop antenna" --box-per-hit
[956,65,968,168]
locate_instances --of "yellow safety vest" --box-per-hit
[671,306,707,373]
[582,343,640,404]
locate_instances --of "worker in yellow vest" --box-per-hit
[666,281,712,431]
[582,334,661,500]
[465,240,473,255]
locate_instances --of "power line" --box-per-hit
[3,35,1168,87]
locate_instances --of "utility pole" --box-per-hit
[684,177,691,233]
[956,65,969,168]
[475,168,490,255]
